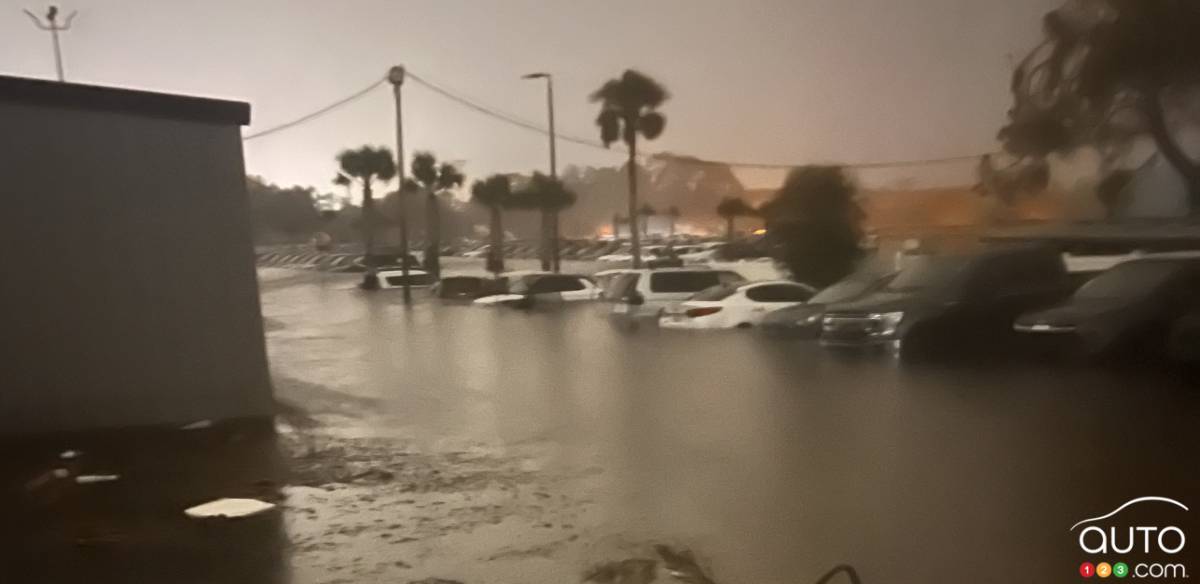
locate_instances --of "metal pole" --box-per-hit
[50,25,63,81]
[389,66,412,305]
[546,76,561,271]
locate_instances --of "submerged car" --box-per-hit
[368,268,436,290]
[1015,256,1200,357]
[760,269,896,337]
[605,268,746,320]
[659,280,816,330]
[473,273,600,307]
[821,246,1070,358]
[430,275,507,300]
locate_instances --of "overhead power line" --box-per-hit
[243,70,993,169]
[242,77,386,142]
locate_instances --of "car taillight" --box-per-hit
[685,306,723,318]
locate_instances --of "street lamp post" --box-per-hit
[23,5,76,82]
[522,72,560,271]
[389,65,412,305]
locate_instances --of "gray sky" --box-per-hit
[2,0,1057,192]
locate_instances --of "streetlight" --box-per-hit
[388,65,412,304]
[23,5,76,82]
[522,72,559,270]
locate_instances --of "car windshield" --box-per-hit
[691,283,741,301]
[1074,261,1184,300]
[649,271,722,293]
[885,256,973,293]
[811,273,890,303]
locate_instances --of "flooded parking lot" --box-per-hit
[258,261,1200,584]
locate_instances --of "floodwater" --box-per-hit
[5,260,1196,584]
[260,260,1200,584]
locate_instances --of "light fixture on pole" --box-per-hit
[23,5,76,82]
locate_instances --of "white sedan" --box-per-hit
[658,280,816,329]
[473,273,600,307]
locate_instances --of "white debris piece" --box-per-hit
[184,498,276,519]
[60,450,82,459]
[180,420,214,430]
[75,474,120,484]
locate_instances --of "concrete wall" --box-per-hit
[0,100,272,435]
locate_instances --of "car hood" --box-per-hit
[824,290,935,315]
[1016,298,1128,327]
[473,294,524,306]
[761,303,826,326]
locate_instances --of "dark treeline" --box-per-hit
[249,154,746,246]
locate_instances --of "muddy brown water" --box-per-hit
[3,261,1197,584]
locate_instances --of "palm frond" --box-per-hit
[639,112,666,140]
[437,162,465,191]
[410,151,439,187]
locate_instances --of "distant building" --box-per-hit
[0,75,272,435]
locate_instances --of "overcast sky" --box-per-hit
[2,0,1058,192]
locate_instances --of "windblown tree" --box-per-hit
[405,151,464,279]
[638,203,656,237]
[592,70,669,268]
[470,174,514,274]
[716,196,756,242]
[760,166,864,288]
[665,205,681,238]
[511,172,577,272]
[993,0,1200,213]
[335,146,396,263]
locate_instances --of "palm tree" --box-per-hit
[716,196,756,242]
[591,70,669,268]
[638,203,656,237]
[332,173,353,207]
[335,146,396,276]
[511,172,577,272]
[470,174,513,274]
[666,205,681,238]
[405,151,464,279]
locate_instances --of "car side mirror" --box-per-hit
[627,291,645,306]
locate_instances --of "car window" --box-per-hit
[745,284,813,302]
[438,278,483,296]
[691,284,741,301]
[1075,261,1185,300]
[527,275,585,294]
[887,255,972,293]
[384,273,433,286]
[649,271,721,293]
[811,273,892,303]
[602,273,639,301]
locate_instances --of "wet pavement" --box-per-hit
[5,259,1198,583]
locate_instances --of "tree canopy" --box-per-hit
[760,166,864,288]
[995,0,1200,211]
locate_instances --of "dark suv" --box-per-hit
[821,246,1070,358]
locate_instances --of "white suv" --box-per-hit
[604,268,745,320]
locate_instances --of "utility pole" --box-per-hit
[388,65,413,305]
[522,72,559,271]
[23,6,76,82]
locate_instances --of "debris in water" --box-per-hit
[75,474,120,484]
[60,450,82,459]
[184,498,276,519]
[180,420,214,430]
